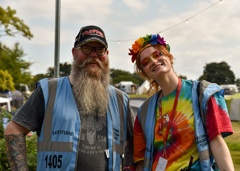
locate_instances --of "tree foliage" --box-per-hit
[110,69,145,85]
[0,43,31,85]
[46,62,71,77]
[178,75,187,80]
[0,70,15,91]
[0,6,33,39]
[198,61,235,84]
[29,74,47,91]
[236,78,240,86]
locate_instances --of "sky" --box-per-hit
[0,0,240,80]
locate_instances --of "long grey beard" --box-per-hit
[71,58,110,117]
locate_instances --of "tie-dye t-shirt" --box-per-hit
[133,79,233,171]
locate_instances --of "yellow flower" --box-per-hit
[137,37,144,47]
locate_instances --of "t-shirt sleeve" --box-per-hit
[206,92,233,141]
[133,115,146,163]
[12,86,45,136]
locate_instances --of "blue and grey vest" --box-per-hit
[36,77,130,171]
[137,80,224,171]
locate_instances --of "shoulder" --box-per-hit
[139,91,159,111]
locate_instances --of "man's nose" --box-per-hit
[90,48,97,57]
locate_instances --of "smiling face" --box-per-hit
[72,41,109,79]
[139,46,173,80]
[70,41,110,117]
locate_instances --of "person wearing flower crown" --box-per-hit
[129,34,234,171]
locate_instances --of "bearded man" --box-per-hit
[4,25,136,171]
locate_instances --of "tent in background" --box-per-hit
[225,93,240,121]
[0,97,11,112]
[136,80,150,94]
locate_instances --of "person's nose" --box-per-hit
[90,48,98,57]
[150,56,158,66]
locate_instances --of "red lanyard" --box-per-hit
[158,78,182,152]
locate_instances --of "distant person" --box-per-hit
[129,33,234,170]
[11,90,24,109]
[4,25,135,171]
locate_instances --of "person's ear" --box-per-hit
[72,47,77,61]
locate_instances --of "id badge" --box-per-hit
[156,157,168,171]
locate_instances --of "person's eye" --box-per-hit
[154,51,163,58]
[141,59,150,68]
[97,47,105,52]
[84,46,91,50]
[159,51,163,56]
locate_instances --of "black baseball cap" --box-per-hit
[74,25,108,48]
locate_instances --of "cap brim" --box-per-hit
[77,38,108,48]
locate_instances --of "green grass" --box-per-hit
[225,121,240,171]
[128,94,149,98]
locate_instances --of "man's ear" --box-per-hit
[72,47,77,61]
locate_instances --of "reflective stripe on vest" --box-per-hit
[138,92,160,171]
[107,85,129,170]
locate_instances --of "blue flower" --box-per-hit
[150,34,158,45]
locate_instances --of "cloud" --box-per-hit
[1,0,239,79]
[61,0,113,22]
[122,0,149,11]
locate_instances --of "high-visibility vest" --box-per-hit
[137,80,224,171]
[36,77,130,171]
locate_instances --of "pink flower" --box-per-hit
[157,34,167,47]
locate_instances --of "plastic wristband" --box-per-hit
[123,166,136,171]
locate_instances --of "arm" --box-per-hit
[210,134,234,171]
[205,93,234,170]
[4,121,30,171]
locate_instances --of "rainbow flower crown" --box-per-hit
[129,34,170,63]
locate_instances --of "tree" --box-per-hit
[198,61,235,84]
[236,78,240,86]
[110,69,144,85]
[178,75,187,80]
[0,6,33,39]
[0,70,15,91]
[46,62,71,77]
[132,72,145,85]
[0,43,31,85]
[30,74,47,91]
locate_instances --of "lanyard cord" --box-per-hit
[158,77,182,158]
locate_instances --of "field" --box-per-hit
[225,121,240,171]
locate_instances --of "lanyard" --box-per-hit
[158,78,181,157]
